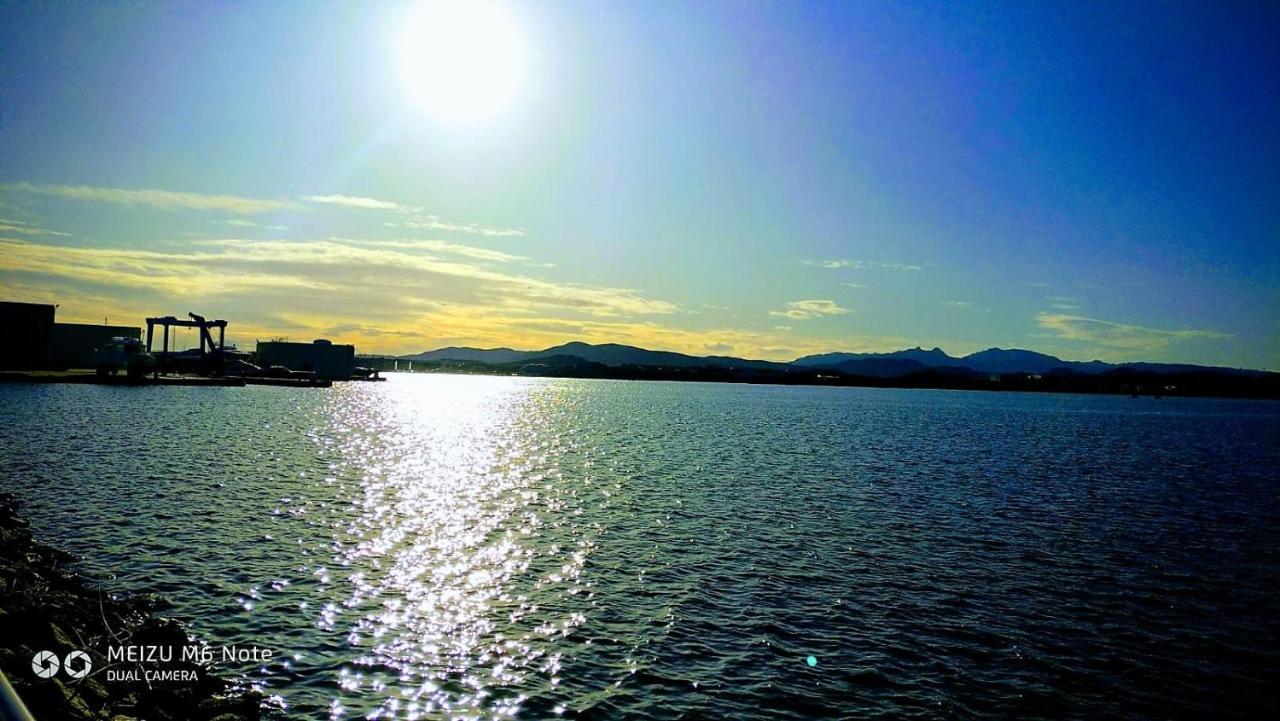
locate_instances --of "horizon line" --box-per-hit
[372,339,1266,373]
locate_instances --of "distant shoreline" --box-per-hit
[355,341,1277,401]
[3,364,1274,401]
[367,360,1280,401]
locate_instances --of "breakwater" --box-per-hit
[0,494,261,721]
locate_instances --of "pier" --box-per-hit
[0,371,334,388]
[0,370,246,386]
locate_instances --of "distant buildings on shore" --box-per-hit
[2,299,358,381]
[257,339,355,381]
[1,301,141,370]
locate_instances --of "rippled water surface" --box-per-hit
[2,376,1278,719]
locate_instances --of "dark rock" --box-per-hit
[0,494,261,721]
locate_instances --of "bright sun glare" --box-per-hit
[397,0,527,125]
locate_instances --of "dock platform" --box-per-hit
[0,371,330,388]
[1,371,340,389]
[0,371,246,386]
[243,376,332,388]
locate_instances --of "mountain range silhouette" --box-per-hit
[402,342,1266,378]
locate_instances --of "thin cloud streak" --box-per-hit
[225,219,288,231]
[1036,312,1228,353]
[769,299,853,320]
[2,235,677,317]
[806,258,923,271]
[1,182,524,237]
[944,300,991,313]
[314,237,529,263]
[390,217,526,238]
[303,194,405,211]
[0,219,71,237]
[1,182,298,214]
[303,192,526,236]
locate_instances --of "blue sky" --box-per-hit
[1,1,1276,367]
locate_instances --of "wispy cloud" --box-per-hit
[323,238,528,264]
[1,235,676,318]
[1,182,298,214]
[0,238,335,307]
[225,219,288,231]
[0,218,71,237]
[769,299,853,320]
[0,183,928,360]
[944,299,991,313]
[1036,312,1228,353]
[391,217,526,238]
[321,323,422,339]
[0,233,917,358]
[302,194,526,237]
[806,259,922,271]
[5,181,528,238]
[1043,295,1079,311]
[302,194,405,211]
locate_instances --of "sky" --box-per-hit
[1,0,1276,368]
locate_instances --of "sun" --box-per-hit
[396,0,527,125]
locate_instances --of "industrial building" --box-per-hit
[48,322,143,369]
[1,301,141,370]
[256,339,355,380]
[0,301,55,369]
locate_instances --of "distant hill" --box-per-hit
[536,342,708,368]
[959,348,1113,374]
[828,357,933,378]
[794,347,967,369]
[409,346,531,364]
[1116,361,1267,377]
[406,342,1266,378]
[403,341,789,370]
[793,346,1240,376]
[385,340,1277,399]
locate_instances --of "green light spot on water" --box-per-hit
[806,655,817,667]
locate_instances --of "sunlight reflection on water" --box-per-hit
[319,377,593,719]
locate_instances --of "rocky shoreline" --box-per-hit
[0,494,261,720]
